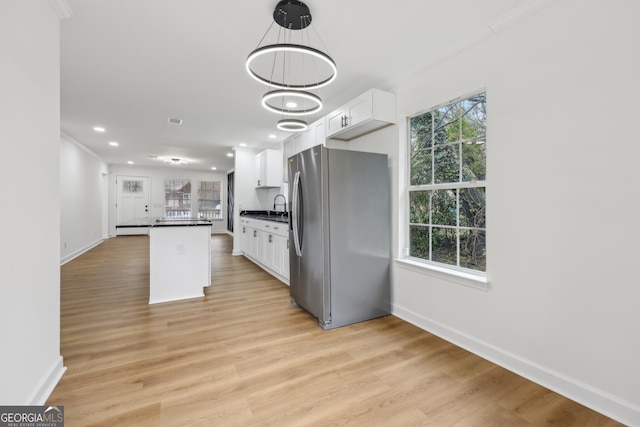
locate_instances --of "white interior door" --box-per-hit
[116,175,150,225]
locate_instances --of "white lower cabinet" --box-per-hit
[270,234,287,276]
[240,218,290,285]
[256,229,268,264]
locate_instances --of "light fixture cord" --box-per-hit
[255,20,276,50]
[308,20,332,88]
[269,24,284,91]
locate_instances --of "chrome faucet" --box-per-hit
[273,194,286,212]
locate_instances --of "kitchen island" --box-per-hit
[149,218,212,304]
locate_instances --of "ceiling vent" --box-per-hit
[168,117,183,125]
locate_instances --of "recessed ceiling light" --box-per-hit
[93,126,106,132]
[239,143,247,147]
[127,161,134,165]
[227,153,234,157]
[211,167,217,170]
[109,141,119,146]
[268,134,277,139]
[285,101,298,108]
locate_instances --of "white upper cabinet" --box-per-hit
[326,88,396,141]
[255,149,283,188]
[282,117,326,183]
[304,117,325,149]
[282,137,295,183]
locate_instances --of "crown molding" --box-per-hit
[49,0,73,20]
[487,0,560,34]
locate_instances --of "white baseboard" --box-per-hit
[231,249,244,256]
[392,304,640,427]
[60,239,103,265]
[27,356,66,405]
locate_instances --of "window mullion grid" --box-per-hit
[429,188,433,262]
[456,187,460,268]
[457,111,462,267]
[429,113,435,262]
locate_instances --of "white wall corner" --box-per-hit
[61,131,104,161]
[391,304,640,427]
[48,0,73,20]
[27,356,66,405]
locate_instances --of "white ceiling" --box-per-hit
[61,0,530,172]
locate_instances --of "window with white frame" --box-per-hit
[197,181,222,220]
[165,179,192,218]
[408,92,486,273]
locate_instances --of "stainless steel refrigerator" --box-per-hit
[288,145,391,330]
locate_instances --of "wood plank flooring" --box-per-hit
[48,235,622,426]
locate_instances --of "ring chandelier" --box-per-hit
[246,0,337,132]
[262,90,323,116]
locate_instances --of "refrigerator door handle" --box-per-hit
[292,170,302,257]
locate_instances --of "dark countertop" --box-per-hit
[153,218,212,227]
[240,210,289,224]
[116,218,212,227]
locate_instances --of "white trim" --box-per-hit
[380,0,560,92]
[487,0,560,34]
[391,305,640,427]
[27,356,66,405]
[61,131,104,162]
[60,239,103,265]
[395,258,489,291]
[48,0,73,20]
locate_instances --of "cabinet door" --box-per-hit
[314,119,326,147]
[306,118,325,149]
[283,138,295,182]
[254,152,265,187]
[264,149,282,187]
[271,234,284,275]
[257,230,268,264]
[240,225,250,254]
[347,92,373,128]
[281,237,290,280]
[292,133,305,154]
[326,108,346,136]
[249,228,259,258]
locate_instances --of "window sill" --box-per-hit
[394,258,490,291]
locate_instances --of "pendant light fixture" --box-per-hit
[246,0,337,132]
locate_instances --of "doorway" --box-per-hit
[116,175,150,235]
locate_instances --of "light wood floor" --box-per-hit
[48,235,622,426]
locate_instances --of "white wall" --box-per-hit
[60,134,109,264]
[232,148,261,254]
[108,165,229,235]
[231,147,288,255]
[0,1,65,404]
[349,0,640,424]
